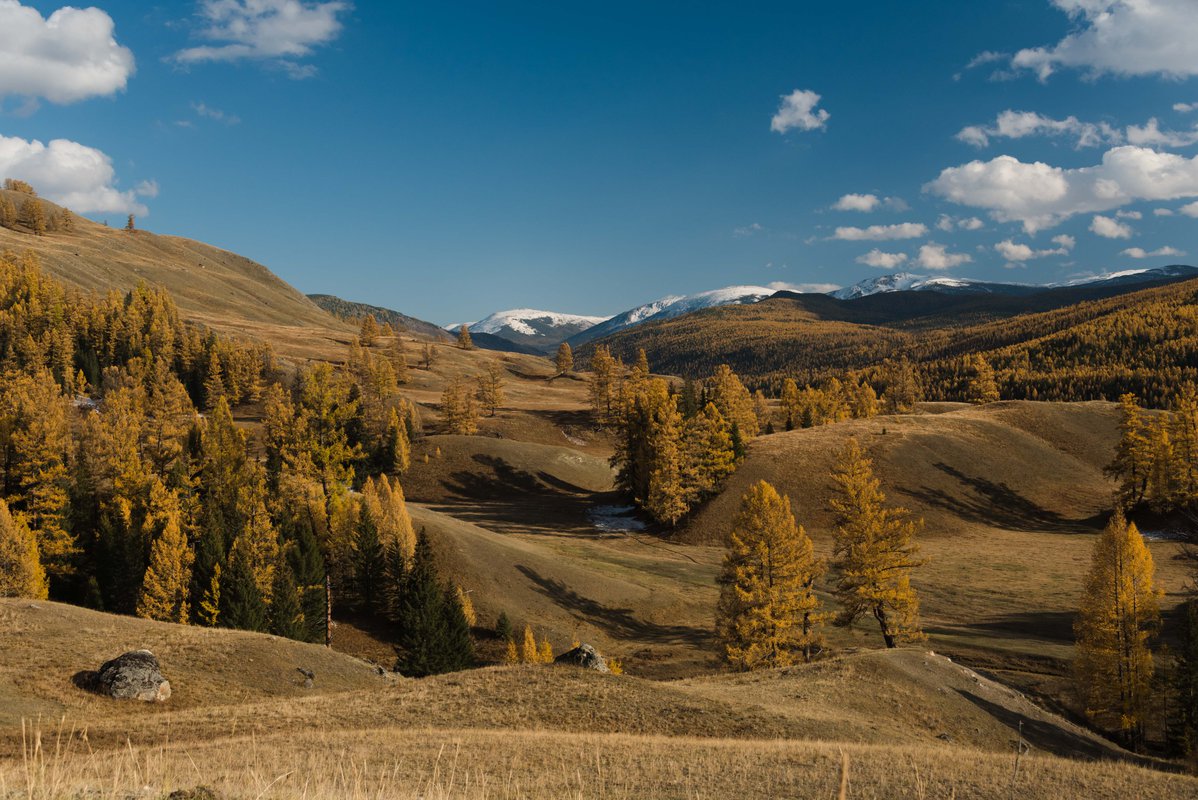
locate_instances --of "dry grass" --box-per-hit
[4,720,1194,800]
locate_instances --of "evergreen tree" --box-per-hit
[555,342,574,375]
[198,562,221,627]
[220,543,268,632]
[457,324,473,350]
[395,530,469,676]
[440,583,476,671]
[830,438,924,648]
[496,610,514,642]
[284,517,327,643]
[1075,508,1161,749]
[269,556,306,640]
[382,407,412,474]
[351,486,386,614]
[0,497,48,598]
[716,480,824,669]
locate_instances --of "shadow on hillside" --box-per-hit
[956,689,1170,770]
[965,610,1076,644]
[444,455,591,501]
[901,462,1105,534]
[525,409,598,430]
[516,565,711,646]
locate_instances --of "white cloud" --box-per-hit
[956,110,1121,149]
[770,89,829,133]
[1122,246,1185,259]
[833,193,878,212]
[856,249,908,269]
[1012,0,1198,80]
[833,222,927,241]
[1126,117,1198,148]
[0,0,135,104]
[1176,102,1198,113]
[926,146,1198,233]
[1155,207,1175,216]
[733,222,763,237]
[0,134,150,215]
[915,243,971,270]
[1180,200,1198,217]
[995,236,1072,263]
[192,101,240,125]
[173,0,349,76]
[936,214,985,232]
[1090,214,1133,239]
[1115,209,1142,219]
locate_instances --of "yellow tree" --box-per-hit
[967,355,1000,404]
[1074,509,1161,748]
[848,379,879,419]
[457,324,474,350]
[1145,416,1176,512]
[830,438,924,648]
[441,377,479,434]
[0,497,48,599]
[716,480,825,669]
[476,361,506,417]
[1108,393,1151,507]
[881,357,921,413]
[362,475,416,565]
[1171,384,1198,506]
[681,402,736,500]
[555,342,574,376]
[359,314,380,346]
[22,198,46,236]
[521,624,538,663]
[136,483,194,623]
[707,364,759,439]
[587,345,621,425]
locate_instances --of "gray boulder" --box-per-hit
[553,643,610,673]
[95,649,171,702]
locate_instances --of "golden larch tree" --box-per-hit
[830,438,924,648]
[1108,393,1151,506]
[359,314,380,346]
[555,342,574,375]
[1074,508,1161,749]
[716,480,825,669]
[136,484,194,623]
[441,377,479,434]
[707,364,759,439]
[587,345,621,425]
[0,497,48,599]
[476,361,505,417]
[457,324,473,350]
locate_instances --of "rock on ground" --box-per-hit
[554,643,610,673]
[94,649,171,702]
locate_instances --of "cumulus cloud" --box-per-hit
[915,243,971,270]
[1177,102,1198,114]
[0,134,151,215]
[1010,0,1198,80]
[936,214,984,232]
[833,193,879,212]
[1115,209,1142,219]
[832,222,927,241]
[926,146,1198,233]
[1126,118,1198,148]
[770,89,829,133]
[956,110,1121,149]
[1180,200,1198,217]
[856,249,909,269]
[1123,246,1185,259]
[994,235,1073,263]
[173,0,349,76]
[1090,214,1133,239]
[0,0,135,105]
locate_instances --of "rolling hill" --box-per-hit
[0,188,353,359]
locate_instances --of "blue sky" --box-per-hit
[2,1,1198,324]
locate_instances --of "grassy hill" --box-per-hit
[3,599,1193,799]
[0,189,353,359]
[581,276,1198,403]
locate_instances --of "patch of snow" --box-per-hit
[573,285,778,345]
[462,308,611,338]
[1141,530,1188,542]
[588,505,647,533]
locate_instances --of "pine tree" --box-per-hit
[125,214,136,231]
[198,562,221,627]
[382,407,411,474]
[645,393,688,526]
[395,530,463,676]
[781,379,801,430]
[496,610,514,642]
[285,517,327,643]
[135,491,193,623]
[220,543,268,632]
[716,480,824,670]
[555,342,574,376]
[269,557,306,640]
[351,486,386,614]
[455,585,476,627]
[830,438,924,648]
[1075,508,1161,749]
[967,355,1000,404]
[203,352,227,412]
[359,314,380,346]
[0,497,48,599]
[457,324,473,350]
[476,362,505,417]
[1171,385,1198,507]
[440,582,475,671]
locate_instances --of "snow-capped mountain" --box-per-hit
[450,309,611,352]
[831,265,1198,300]
[567,285,778,347]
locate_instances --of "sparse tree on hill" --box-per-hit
[716,480,825,670]
[538,636,554,663]
[441,377,479,434]
[359,314,380,346]
[476,362,505,417]
[421,343,437,369]
[457,324,473,350]
[22,198,45,236]
[382,407,412,475]
[967,355,1000,404]
[555,342,574,376]
[496,610,514,642]
[3,178,35,195]
[455,585,476,627]
[830,438,924,648]
[521,624,538,663]
[1075,508,1161,749]
[125,214,136,232]
[0,498,47,599]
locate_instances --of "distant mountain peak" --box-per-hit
[830,265,1198,300]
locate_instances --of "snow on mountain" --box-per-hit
[568,285,779,347]
[449,308,611,352]
[830,265,1198,300]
